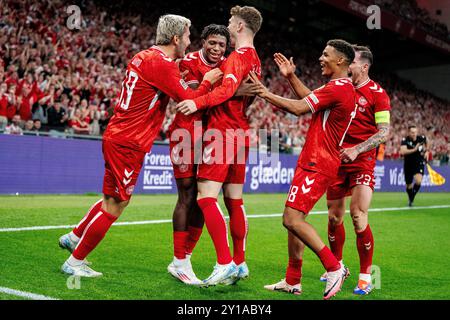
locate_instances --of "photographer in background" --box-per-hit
[400,125,429,206]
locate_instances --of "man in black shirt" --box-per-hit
[400,125,429,206]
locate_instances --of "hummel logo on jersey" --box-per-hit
[301,176,315,194]
[172,146,180,163]
[123,169,134,186]
[203,146,213,163]
[364,242,372,250]
[183,53,197,61]
[369,84,383,93]
[124,169,134,178]
[329,235,336,242]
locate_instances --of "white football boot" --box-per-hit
[167,256,202,285]
[323,265,349,300]
[202,262,238,287]
[264,278,302,295]
[61,261,102,278]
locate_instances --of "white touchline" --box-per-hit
[0,286,59,300]
[0,204,449,233]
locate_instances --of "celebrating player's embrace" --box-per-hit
[57,3,392,300]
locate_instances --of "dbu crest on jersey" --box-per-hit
[358,96,368,106]
[126,185,135,195]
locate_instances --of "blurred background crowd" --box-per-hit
[1,0,449,163]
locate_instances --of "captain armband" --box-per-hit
[375,110,390,124]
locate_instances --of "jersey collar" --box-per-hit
[355,77,371,89]
[151,46,172,60]
[199,49,219,67]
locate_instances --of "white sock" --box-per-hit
[67,255,84,267]
[359,273,371,283]
[69,231,80,243]
[339,260,344,268]
[173,257,187,268]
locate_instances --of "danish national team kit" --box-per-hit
[286,78,357,214]
[103,46,213,201]
[327,79,391,200]
[169,49,225,179]
[194,46,262,184]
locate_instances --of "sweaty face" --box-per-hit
[319,45,340,77]
[175,26,191,59]
[348,51,365,81]
[227,16,239,48]
[202,35,227,64]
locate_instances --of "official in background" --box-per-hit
[400,125,429,206]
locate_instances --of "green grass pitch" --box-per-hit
[1,192,449,300]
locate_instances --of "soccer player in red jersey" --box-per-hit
[322,45,391,295]
[57,14,223,277]
[249,39,357,299]
[176,5,263,286]
[167,24,230,285]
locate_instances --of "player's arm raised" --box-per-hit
[247,71,311,116]
[274,53,311,99]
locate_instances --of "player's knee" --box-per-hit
[282,210,303,231]
[328,214,343,227]
[350,206,367,229]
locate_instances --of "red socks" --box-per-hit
[224,198,248,265]
[173,231,189,259]
[317,246,340,272]
[356,224,374,274]
[285,258,302,285]
[72,209,117,260]
[328,222,345,261]
[72,199,103,238]
[197,197,232,265]
[186,226,203,255]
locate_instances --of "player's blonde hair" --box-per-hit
[156,14,191,45]
[230,5,263,34]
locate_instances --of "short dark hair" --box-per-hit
[326,39,355,65]
[408,125,417,130]
[200,24,230,45]
[353,45,373,66]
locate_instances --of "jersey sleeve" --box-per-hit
[193,53,247,109]
[140,57,211,102]
[304,83,340,113]
[374,88,391,113]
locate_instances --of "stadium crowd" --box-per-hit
[372,0,449,39]
[0,0,449,162]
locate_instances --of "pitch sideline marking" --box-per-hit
[1,204,449,233]
[0,286,59,300]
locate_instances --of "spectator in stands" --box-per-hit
[4,114,23,135]
[0,83,8,130]
[69,108,90,135]
[47,101,68,131]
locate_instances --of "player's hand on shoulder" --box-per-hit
[340,147,359,163]
[248,71,269,98]
[273,53,296,78]
[176,100,197,115]
[203,68,223,85]
[235,76,259,97]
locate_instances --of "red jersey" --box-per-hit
[300,78,357,177]
[342,78,391,149]
[169,50,225,135]
[103,46,212,153]
[193,47,261,144]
